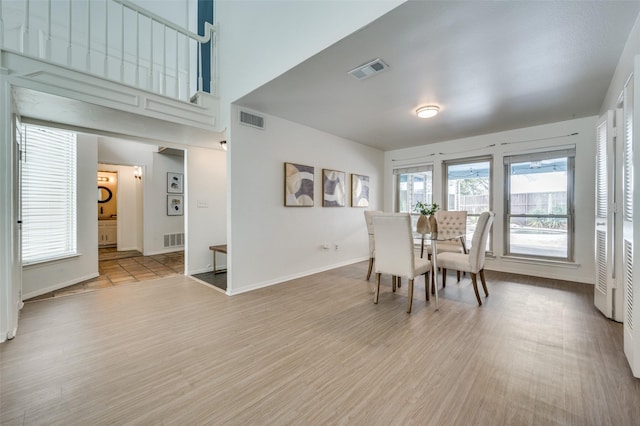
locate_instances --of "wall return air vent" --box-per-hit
[348,58,389,80]
[239,110,265,129]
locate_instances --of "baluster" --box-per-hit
[135,11,139,86]
[86,0,90,72]
[175,31,179,99]
[163,24,166,95]
[198,41,202,93]
[0,0,4,50]
[185,34,190,100]
[104,0,108,77]
[120,4,125,82]
[210,28,215,95]
[67,0,72,66]
[149,19,153,91]
[22,0,30,54]
[46,0,52,60]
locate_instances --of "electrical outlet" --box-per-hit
[334,244,339,251]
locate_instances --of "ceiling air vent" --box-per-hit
[348,58,389,81]
[239,110,265,130]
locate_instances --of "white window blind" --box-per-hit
[624,77,634,222]
[21,124,77,265]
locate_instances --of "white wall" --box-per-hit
[601,14,640,113]
[383,117,597,284]
[228,107,384,294]
[0,76,20,341]
[185,146,227,274]
[22,134,99,298]
[97,137,185,255]
[215,0,404,129]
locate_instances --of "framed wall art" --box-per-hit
[351,174,370,207]
[322,169,346,207]
[167,172,183,193]
[284,162,314,207]
[167,194,184,216]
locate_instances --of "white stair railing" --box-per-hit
[0,0,216,102]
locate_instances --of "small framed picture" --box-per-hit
[167,195,184,216]
[322,169,346,207]
[351,174,370,207]
[167,172,183,193]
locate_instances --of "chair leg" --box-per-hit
[479,269,489,297]
[366,257,374,281]
[398,277,401,288]
[407,279,414,313]
[374,273,381,304]
[456,270,461,282]
[392,276,396,292]
[424,272,430,301]
[471,273,482,306]
[442,268,447,288]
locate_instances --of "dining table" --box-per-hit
[419,231,466,310]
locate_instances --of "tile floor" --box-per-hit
[26,248,184,301]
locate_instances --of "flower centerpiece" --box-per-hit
[414,201,439,233]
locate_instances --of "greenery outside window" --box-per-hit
[503,149,575,261]
[394,165,433,238]
[444,156,493,251]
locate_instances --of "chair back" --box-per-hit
[469,211,495,272]
[435,210,467,249]
[373,213,415,278]
[364,210,383,256]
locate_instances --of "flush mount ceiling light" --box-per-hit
[416,105,440,119]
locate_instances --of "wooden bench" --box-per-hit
[209,244,227,274]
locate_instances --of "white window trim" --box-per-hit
[503,148,575,262]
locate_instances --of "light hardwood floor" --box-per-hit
[2,262,639,425]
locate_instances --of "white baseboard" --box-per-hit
[143,247,184,256]
[117,245,140,252]
[22,272,100,300]
[188,266,212,275]
[227,257,368,296]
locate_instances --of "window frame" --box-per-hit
[443,155,493,252]
[503,148,576,262]
[394,164,434,241]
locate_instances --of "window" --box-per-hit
[444,157,492,249]
[394,165,433,236]
[21,124,77,265]
[504,149,575,261]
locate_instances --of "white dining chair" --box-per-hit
[437,211,494,306]
[373,213,432,313]
[364,210,383,280]
[426,210,468,283]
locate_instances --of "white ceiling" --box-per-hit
[235,1,640,151]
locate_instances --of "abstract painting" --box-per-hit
[351,174,370,207]
[167,195,184,216]
[167,172,183,193]
[323,169,346,207]
[285,162,314,206]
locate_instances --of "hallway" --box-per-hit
[26,248,184,301]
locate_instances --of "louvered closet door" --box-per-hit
[594,111,615,318]
[623,58,638,378]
